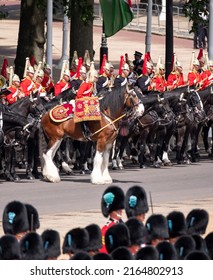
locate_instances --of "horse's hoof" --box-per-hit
[13,174,21,181]
[27,173,35,180]
[5,175,14,181]
[153,163,161,168]
[32,172,43,179]
[112,166,118,170]
[164,161,173,166]
[140,165,146,169]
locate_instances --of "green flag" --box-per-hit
[100,0,134,37]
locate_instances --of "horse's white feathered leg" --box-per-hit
[42,139,62,182]
[102,145,113,184]
[90,150,105,184]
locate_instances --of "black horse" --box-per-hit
[1,96,45,181]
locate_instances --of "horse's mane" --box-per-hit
[44,87,76,110]
[9,96,29,110]
[99,86,126,119]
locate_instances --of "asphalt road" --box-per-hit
[0,153,213,216]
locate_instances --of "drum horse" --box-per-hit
[40,85,141,184]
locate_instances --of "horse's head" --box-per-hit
[186,90,202,109]
[29,95,46,117]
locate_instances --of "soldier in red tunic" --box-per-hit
[41,64,54,94]
[99,186,125,254]
[6,74,25,105]
[54,69,71,97]
[20,66,36,97]
[187,59,202,87]
[34,69,48,99]
[152,63,167,92]
[167,61,186,90]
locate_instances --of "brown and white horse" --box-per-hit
[40,86,141,184]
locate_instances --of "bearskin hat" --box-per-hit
[174,234,196,260]
[41,229,61,259]
[111,246,134,260]
[20,232,45,260]
[85,223,102,252]
[101,186,125,218]
[0,234,21,260]
[93,252,113,260]
[186,208,209,235]
[2,200,29,235]
[105,223,130,254]
[192,234,208,253]
[62,227,89,254]
[125,185,149,218]
[71,251,92,260]
[156,241,178,260]
[135,245,159,260]
[145,214,169,241]
[125,217,148,246]
[205,232,213,260]
[184,250,210,260]
[166,211,187,238]
[25,203,40,231]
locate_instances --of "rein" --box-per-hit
[90,112,127,137]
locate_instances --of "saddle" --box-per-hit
[49,103,74,123]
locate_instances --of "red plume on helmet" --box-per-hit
[142,53,148,75]
[76,57,83,78]
[197,48,203,61]
[119,55,125,75]
[30,56,35,67]
[100,54,107,75]
[1,58,9,79]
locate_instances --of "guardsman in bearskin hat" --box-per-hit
[104,223,130,254]
[125,185,149,223]
[0,234,21,260]
[156,241,178,260]
[2,200,29,241]
[166,210,187,244]
[205,232,213,260]
[20,232,45,260]
[62,227,89,258]
[41,229,61,260]
[20,66,36,97]
[145,214,169,246]
[167,61,186,90]
[111,246,134,260]
[85,223,102,256]
[174,235,196,260]
[41,64,54,94]
[99,185,125,253]
[6,74,25,105]
[54,69,71,97]
[125,217,148,255]
[25,203,40,232]
[135,245,159,260]
[186,208,209,235]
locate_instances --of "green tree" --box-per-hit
[183,0,209,33]
[14,0,94,78]
[15,0,46,78]
[68,0,94,64]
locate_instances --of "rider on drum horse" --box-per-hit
[75,61,98,138]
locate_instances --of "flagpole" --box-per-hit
[100,21,108,69]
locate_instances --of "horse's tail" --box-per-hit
[38,123,48,170]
